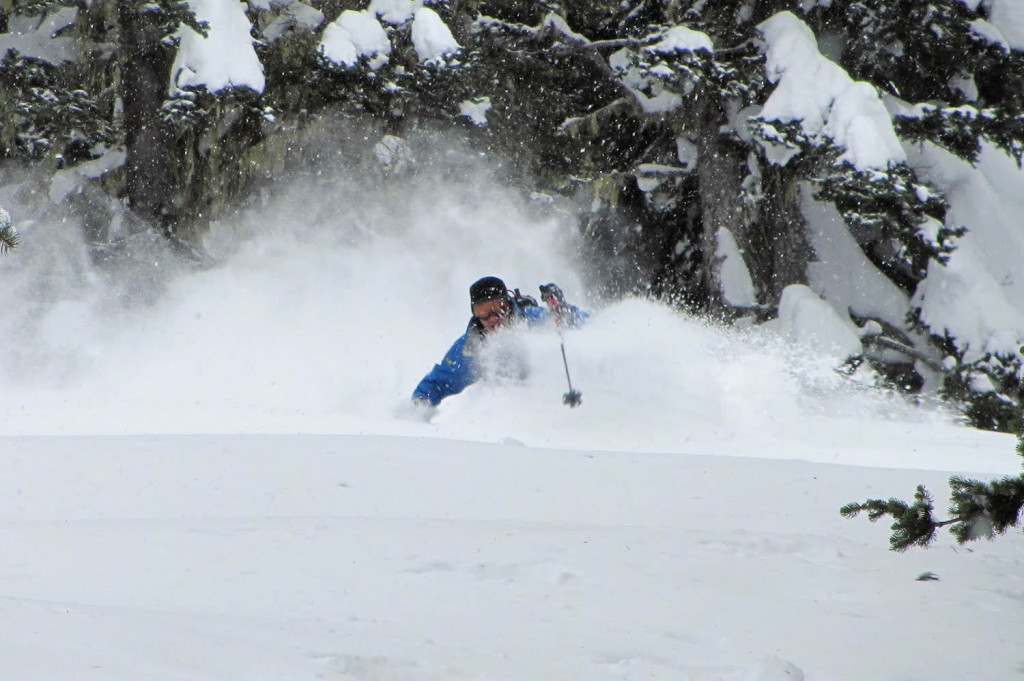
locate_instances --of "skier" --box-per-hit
[411,276,585,409]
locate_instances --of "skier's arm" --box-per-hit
[557,302,588,327]
[521,304,587,327]
[412,335,477,406]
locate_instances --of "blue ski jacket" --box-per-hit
[412,298,586,406]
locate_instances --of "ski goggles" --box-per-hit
[472,298,510,322]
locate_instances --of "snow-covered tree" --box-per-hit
[809,0,1024,432]
[1,0,1023,432]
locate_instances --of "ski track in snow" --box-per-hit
[0,142,1022,680]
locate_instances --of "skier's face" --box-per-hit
[473,297,511,333]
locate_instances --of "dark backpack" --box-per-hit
[512,287,538,308]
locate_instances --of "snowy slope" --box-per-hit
[0,136,1022,680]
[3,433,1022,681]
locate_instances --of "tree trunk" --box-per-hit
[749,166,814,304]
[694,103,752,316]
[693,106,813,313]
[118,4,177,235]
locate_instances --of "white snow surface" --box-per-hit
[757,12,905,170]
[411,8,460,63]
[0,134,1022,681]
[320,10,391,69]
[171,0,265,94]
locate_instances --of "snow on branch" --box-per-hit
[474,14,714,116]
[987,1,1024,50]
[171,0,265,95]
[757,11,904,170]
[647,26,713,55]
[0,6,79,64]
[369,0,422,26]
[411,8,460,64]
[319,10,391,69]
[541,12,591,45]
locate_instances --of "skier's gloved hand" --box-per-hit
[540,283,572,323]
[539,283,565,305]
[408,397,436,422]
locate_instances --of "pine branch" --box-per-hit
[841,485,942,552]
[843,439,1024,551]
[0,208,16,255]
[0,224,18,254]
[557,97,632,132]
[861,334,946,374]
[947,474,1024,543]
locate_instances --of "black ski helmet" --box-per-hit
[469,276,508,305]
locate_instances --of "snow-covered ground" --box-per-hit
[1,144,1022,680]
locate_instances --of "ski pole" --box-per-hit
[542,286,582,408]
[557,336,581,407]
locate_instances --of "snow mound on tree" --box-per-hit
[459,98,491,126]
[172,0,265,94]
[772,284,863,363]
[801,184,910,328]
[989,0,1024,50]
[909,144,1024,362]
[411,8,460,63]
[716,228,757,307]
[757,11,904,170]
[370,0,423,26]
[320,10,391,69]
